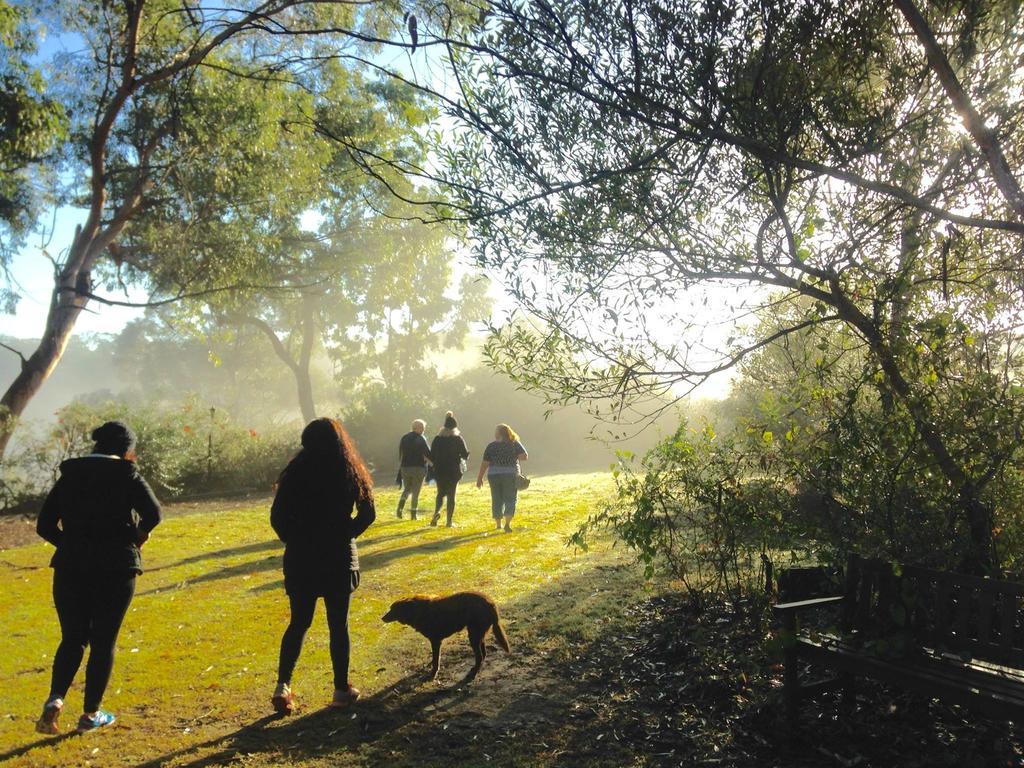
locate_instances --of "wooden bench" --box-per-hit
[774,555,1024,723]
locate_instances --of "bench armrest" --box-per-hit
[772,596,844,614]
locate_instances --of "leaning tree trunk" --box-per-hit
[830,288,995,573]
[0,245,94,459]
[0,4,147,459]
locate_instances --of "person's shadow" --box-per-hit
[131,670,477,768]
[0,731,78,763]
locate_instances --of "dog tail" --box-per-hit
[492,616,511,653]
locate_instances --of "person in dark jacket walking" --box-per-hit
[34,420,161,735]
[270,418,375,714]
[396,419,432,520]
[429,411,470,528]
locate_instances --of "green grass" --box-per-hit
[0,473,656,767]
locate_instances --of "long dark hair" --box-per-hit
[280,418,373,502]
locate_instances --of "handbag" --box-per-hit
[516,473,531,491]
[459,457,468,474]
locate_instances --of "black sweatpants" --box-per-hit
[277,571,360,690]
[434,475,460,516]
[49,568,136,713]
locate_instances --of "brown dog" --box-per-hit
[382,591,511,680]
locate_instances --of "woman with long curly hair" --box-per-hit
[269,418,375,713]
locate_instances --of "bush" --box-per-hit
[570,423,808,603]
[0,397,300,511]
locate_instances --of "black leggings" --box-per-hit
[49,568,136,713]
[277,571,359,690]
[434,476,460,516]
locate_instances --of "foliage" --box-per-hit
[0,0,434,454]
[164,210,491,423]
[0,0,65,281]
[1,397,297,509]
[571,423,809,600]
[426,0,1024,571]
[724,308,1024,576]
[581,302,1024,592]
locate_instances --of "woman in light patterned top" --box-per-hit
[476,424,528,532]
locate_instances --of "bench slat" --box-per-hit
[778,555,1024,726]
[1002,595,1019,650]
[797,638,1024,697]
[795,639,1024,716]
[978,591,996,646]
[935,572,953,648]
[953,583,973,647]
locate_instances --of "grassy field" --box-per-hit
[0,472,658,768]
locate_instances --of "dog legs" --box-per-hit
[467,626,487,677]
[429,638,441,680]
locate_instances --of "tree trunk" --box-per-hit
[828,287,995,572]
[0,270,90,458]
[241,295,319,424]
[294,294,318,424]
[894,0,1024,219]
[294,364,316,424]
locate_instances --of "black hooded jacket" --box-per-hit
[36,456,162,574]
[430,431,470,480]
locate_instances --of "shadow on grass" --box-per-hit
[249,530,498,594]
[0,731,80,763]
[362,530,495,567]
[132,671,473,768]
[146,539,281,573]
[130,560,644,768]
[139,529,501,597]
[359,525,439,547]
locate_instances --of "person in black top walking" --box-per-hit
[396,419,432,520]
[429,411,470,528]
[34,420,161,735]
[270,418,375,714]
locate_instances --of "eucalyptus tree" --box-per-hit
[411,0,1024,570]
[136,71,488,423]
[167,207,490,423]
[0,0,422,456]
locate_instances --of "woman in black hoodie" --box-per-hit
[35,420,161,735]
[429,411,470,527]
[270,418,375,714]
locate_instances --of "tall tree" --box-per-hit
[0,0,420,456]
[409,0,1024,570]
[170,211,490,422]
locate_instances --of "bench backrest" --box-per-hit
[842,555,1024,667]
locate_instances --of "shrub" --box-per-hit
[570,423,808,603]
[0,397,299,510]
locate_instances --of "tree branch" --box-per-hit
[894,0,1024,218]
